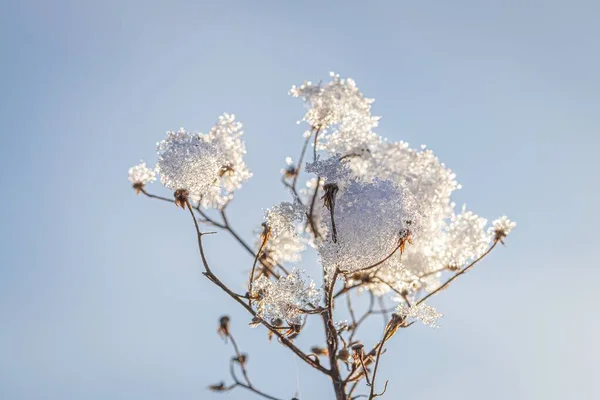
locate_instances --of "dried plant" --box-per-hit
[128,73,516,399]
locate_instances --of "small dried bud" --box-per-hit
[351,343,364,357]
[311,346,329,356]
[132,182,144,194]
[283,165,297,179]
[398,227,413,254]
[218,164,235,177]
[174,189,190,209]
[208,382,228,392]
[249,316,262,328]
[233,353,248,366]
[337,348,350,362]
[446,263,461,272]
[217,315,230,340]
[383,313,407,342]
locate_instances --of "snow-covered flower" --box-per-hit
[261,202,307,264]
[315,176,419,278]
[252,269,321,325]
[156,128,224,203]
[200,113,252,208]
[489,216,516,242]
[290,72,380,155]
[441,206,490,269]
[395,303,443,328]
[128,161,156,188]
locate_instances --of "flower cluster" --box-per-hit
[252,269,321,325]
[156,129,224,204]
[131,114,251,208]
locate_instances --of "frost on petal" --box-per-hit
[395,303,442,328]
[252,269,321,325]
[199,113,253,209]
[156,129,224,202]
[128,161,156,185]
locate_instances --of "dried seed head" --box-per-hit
[218,163,235,177]
[174,189,190,209]
[233,353,248,366]
[337,348,350,362]
[132,182,144,194]
[208,382,228,392]
[217,315,230,340]
[398,227,413,254]
[351,343,365,364]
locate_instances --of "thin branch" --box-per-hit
[341,242,402,275]
[182,199,330,375]
[292,132,314,190]
[417,241,498,306]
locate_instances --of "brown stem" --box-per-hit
[322,268,347,400]
[248,232,269,305]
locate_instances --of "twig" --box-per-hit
[417,241,498,306]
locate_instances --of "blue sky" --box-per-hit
[1,0,599,399]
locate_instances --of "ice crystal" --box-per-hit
[156,129,224,203]
[252,269,321,325]
[128,161,156,185]
[395,303,443,328]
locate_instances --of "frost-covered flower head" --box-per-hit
[156,129,224,203]
[290,72,380,155]
[261,201,307,264]
[489,216,516,242]
[252,269,321,325]
[200,113,252,208]
[128,161,156,186]
[257,202,307,263]
[316,175,419,277]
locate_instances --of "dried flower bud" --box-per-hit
[132,182,144,194]
[208,382,228,392]
[249,316,262,328]
[337,348,350,362]
[217,315,230,340]
[233,353,247,366]
[174,189,190,209]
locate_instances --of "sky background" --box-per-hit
[1,0,599,399]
